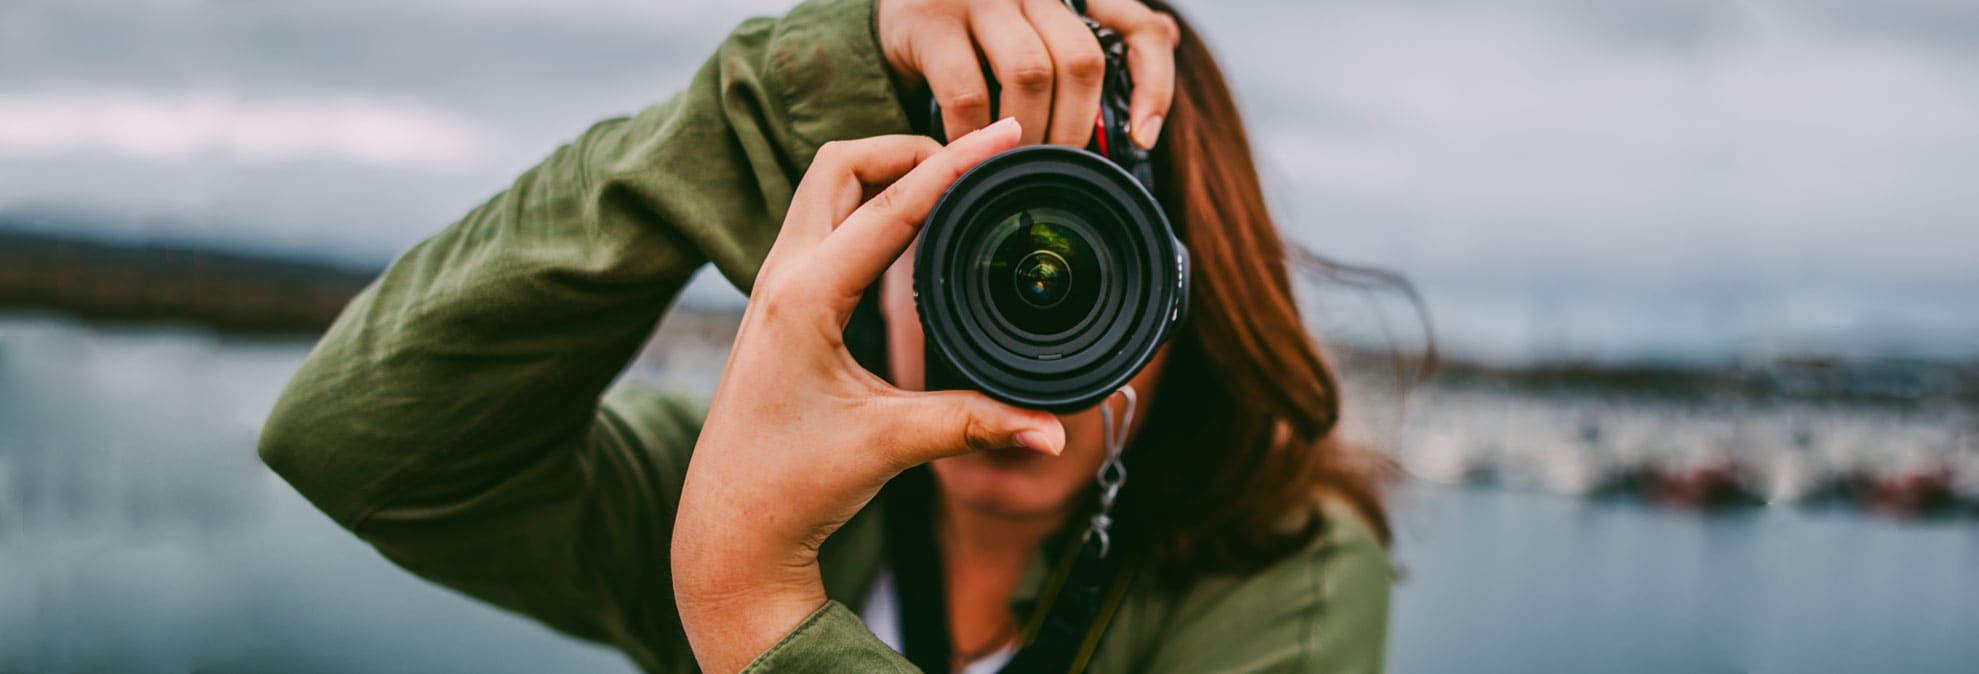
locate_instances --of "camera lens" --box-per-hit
[983,209,1101,336]
[916,145,1189,412]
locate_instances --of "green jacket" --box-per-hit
[258,0,1390,671]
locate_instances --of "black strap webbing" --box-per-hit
[881,468,1137,674]
[999,539,1135,674]
[885,468,954,673]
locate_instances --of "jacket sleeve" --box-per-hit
[1139,503,1393,674]
[743,602,922,673]
[256,0,913,670]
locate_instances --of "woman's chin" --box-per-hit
[932,452,1083,520]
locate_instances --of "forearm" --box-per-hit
[259,0,914,529]
[259,98,710,529]
[259,1,923,667]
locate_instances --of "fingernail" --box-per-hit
[983,116,1021,137]
[1133,115,1164,149]
[1015,429,1058,455]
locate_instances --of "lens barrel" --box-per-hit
[916,145,1189,412]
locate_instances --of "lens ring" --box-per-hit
[915,145,1186,412]
[930,155,1159,398]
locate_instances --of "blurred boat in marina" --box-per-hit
[1753,421,1854,506]
[1845,427,1962,518]
[1395,378,1977,518]
[1951,434,1979,509]
[1399,421,1500,486]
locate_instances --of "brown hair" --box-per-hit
[1119,0,1412,582]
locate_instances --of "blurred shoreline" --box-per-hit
[0,229,373,334]
[5,229,1976,518]
[7,228,1974,398]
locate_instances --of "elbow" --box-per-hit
[257,384,338,509]
[257,396,311,485]
[256,365,404,531]
[257,390,364,530]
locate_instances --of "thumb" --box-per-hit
[883,391,1065,465]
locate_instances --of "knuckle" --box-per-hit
[814,140,851,168]
[867,183,906,217]
[1116,6,1177,43]
[941,88,991,117]
[1129,28,1175,54]
[959,411,998,453]
[1063,49,1105,84]
[751,280,795,318]
[755,266,800,299]
[1006,58,1054,91]
[908,135,944,155]
[1157,13,1181,44]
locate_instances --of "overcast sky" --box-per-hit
[3,0,1975,364]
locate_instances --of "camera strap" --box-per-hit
[881,389,1142,674]
[998,533,1140,674]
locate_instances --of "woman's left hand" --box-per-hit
[878,0,1180,148]
[670,118,1066,673]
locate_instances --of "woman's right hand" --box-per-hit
[879,0,1180,149]
[671,119,1065,673]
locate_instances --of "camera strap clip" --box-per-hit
[1087,385,1136,559]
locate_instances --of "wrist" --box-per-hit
[672,497,831,672]
[673,558,826,672]
[672,529,822,601]
[773,0,919,161]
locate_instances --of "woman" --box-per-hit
[261,0,1393,671]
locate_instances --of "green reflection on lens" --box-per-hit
[1014,250,1071,308]
[980,207,1103,337]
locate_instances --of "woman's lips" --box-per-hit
[983,446,1041,464]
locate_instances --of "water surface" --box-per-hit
[1,315,1971,672]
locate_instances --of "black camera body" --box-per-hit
[912,21,1191,412]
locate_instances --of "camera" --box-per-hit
[913,20,1191,413]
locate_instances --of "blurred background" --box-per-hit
[2,0,1975,672]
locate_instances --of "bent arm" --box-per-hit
[258,0,911,668]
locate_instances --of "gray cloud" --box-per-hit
[0,1,731,132]
[3,0,1974,362]
[1188,0,1979,361]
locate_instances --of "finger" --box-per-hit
[782,136,946,249]
[968,2,1053,146]
[811,118,1021,312]
[918,23,993,142]
[1086,0,1178,149]
[881,390,1066,465]
[1025,0,1105,147]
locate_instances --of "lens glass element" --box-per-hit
[1013,250,1071,308]
[978,207,1105,339]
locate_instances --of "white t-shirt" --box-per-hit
[859,566,1017,674]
